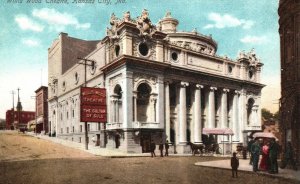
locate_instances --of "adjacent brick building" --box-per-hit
[35,86,49,134]
[5,109,35,130]
[278,0,300,161]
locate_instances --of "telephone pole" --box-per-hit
[11,90,15,130]
[77,57,95,150]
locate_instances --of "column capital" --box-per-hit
[164,79,172,84]
[180,81,189,87]
[196,84,204,89]
[223,88,230,93]
[210,86,217,91]
[150,97,157,103]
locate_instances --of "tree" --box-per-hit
[273,111,279,120]
[262,108,274,120]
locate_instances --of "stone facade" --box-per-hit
[48,10,264,154]
[278,0,300,161]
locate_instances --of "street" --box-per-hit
[0,131,298,184]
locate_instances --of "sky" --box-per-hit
[0,0,280,119]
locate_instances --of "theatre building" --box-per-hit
[48,10,264,154]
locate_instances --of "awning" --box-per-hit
[202,128,234,135]
[252,132,277,139]
[37,117,43,124]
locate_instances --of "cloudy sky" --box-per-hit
[0,0,280,119]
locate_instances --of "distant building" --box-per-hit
[35,86,49,134]
[48,10,264,154]
[5,110,35,130]
[278,0,300,161]
[5,89,35,130]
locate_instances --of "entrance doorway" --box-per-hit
[115,134,120,148]
[141,131,151,153]
[96,134,100,146]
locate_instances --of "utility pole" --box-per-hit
[77,57,95,150]
[16,88,21,130]
[11,90,15,130]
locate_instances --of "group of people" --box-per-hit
[248,138,280,174]
[150,140,169,157]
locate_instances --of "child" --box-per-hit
[231,152,239,178]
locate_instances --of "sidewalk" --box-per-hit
[195,159,300,181]
[28,132,299,181]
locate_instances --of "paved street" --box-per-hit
[0,131,299,184]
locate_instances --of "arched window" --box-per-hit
[247,98,255,125]
[137,83,152,122]
[111,84,122,123]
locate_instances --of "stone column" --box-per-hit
[179,82,189,144]
[194,84,203,143]
[150,96,157,122]
[238,91,246,145]
[133,92,137,122]
[165,82,171,142]
[208,87,217,128]
[157,76,165,129]
[111,99,115,122]
[221,89,229,128]
[232,91,239,142]
[116,99,119,123]
[123,72,133,128]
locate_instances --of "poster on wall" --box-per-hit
[80,87,107,122]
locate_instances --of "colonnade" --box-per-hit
[165,81,246,145]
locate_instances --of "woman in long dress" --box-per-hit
[259,141,270,171]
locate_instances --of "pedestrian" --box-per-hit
[247,137,255,165]
[150,140,156,157]
[281,142,297,171]
[259,141,270,171]
[269,138,279,174]
[251,139,261,172]
[165,140,169,156]
[159,142,164,157]
[231,152,239,178]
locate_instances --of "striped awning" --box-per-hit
[202,128,234,135]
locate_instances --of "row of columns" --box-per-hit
[165,81,242,145]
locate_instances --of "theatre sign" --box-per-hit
[80,87,107,122]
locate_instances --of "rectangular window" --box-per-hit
[79,137,81,143]
[80,125,83,132]
[72,126,74,133]
[72,109,74,118]
[67,127,69,133]
[88,124,90,132]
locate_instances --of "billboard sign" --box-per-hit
[80,87,107,122]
